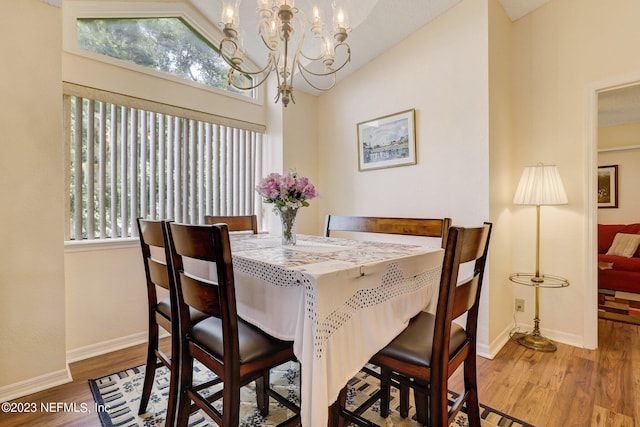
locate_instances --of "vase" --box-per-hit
[278,207,299,246]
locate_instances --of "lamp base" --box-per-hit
[516,331,557,352]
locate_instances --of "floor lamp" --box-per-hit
[510,163,570,352]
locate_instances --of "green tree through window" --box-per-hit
[77,17,251,95]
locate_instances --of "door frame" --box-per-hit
[585,71,640,349]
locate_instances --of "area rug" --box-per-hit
[598,288,640,325]
[89,361,533,427]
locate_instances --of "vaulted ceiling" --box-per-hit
[48,0,640,124]
[188,0,552,95]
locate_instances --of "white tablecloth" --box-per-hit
[230,235,443,426]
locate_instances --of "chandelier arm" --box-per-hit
[298,50,324,63]
[225,60,274,77]
[219,40,276,78]
[296,64,338,92]
[297,45,351,78]
[227,68,273,91]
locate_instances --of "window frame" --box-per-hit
[63,1,263,106]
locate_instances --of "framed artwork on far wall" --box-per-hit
[357,109,416,171]
[598,164,618,208]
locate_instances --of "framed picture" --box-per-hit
[357,109,416,171]
[598,165,618,208]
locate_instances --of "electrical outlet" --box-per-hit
[515,298,525,312]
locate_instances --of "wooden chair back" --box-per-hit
[135,218,177,419]
[428,222,492,423]
[435,223,491,354]
[166,222,236,334]
[323,215,452,248]
[138,219,173,308]
[204,214,258,234]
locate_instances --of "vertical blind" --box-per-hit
[65,95,265,240]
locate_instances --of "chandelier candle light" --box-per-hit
[219,0,352,106]
[256,171,318,245]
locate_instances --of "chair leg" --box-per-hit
[328,386,348,427]
[138,323,159,415]
[165,328,180,427]
[256,370,270,416]
[429,379,450,427]
[413,381,430,425]
[464,357,481,427]
[222,377,241,427]
[174,355,194,427]
[379,368,391,418]
[399,382,410,418]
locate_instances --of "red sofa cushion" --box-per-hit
[598,269,640,293]
[598,223,640,256]
[598,254,640,272]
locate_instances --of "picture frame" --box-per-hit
[598,165,618,208]
[357,109,416,171]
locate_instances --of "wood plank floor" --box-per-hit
[1,318,638,426]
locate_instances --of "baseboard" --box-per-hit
[477,323,512,360]
[66,330,169,363]
[478,320,586,359]
[543,327,584,348]
[0,367,72,403]
[0,331,168,403]
[513,322,584,348]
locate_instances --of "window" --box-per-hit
[65,90,265,241]
[75,16,252,98]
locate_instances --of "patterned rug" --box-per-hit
[89,361,533,427]
[598,288,640,325]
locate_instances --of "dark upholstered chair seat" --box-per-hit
[376,311,468,368]
[191,316,292,365]
[157,298,209,324]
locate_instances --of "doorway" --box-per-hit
[587,76,640,347]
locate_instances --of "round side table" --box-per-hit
[509,273,569,352]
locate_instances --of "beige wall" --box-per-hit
[599,122,640,148]
[64,244,150,357]
[317,0,489,225]
[510,0,640,348]
[283,91,320,236]
[316,1,496,353]
[0,0,67,393]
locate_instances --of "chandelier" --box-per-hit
[218,0,352,107]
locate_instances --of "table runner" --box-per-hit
[230,234,443,426]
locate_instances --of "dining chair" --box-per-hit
[136,218,210,422]
[323,215,452,248]
[165,222,300,427]
[204,214,259,233]
[332,222,492,427]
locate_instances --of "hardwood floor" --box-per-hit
[1,319,638,426]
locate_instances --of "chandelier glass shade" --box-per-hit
[218,0,352,106]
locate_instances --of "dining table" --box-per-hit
[227,233,444,426]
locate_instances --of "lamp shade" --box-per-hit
[513,164,568,206]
